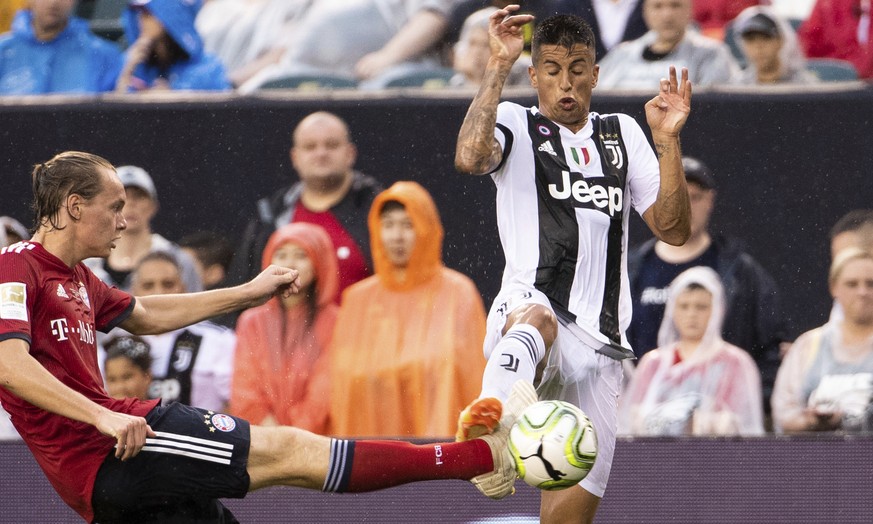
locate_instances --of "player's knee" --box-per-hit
[506,304,558,346]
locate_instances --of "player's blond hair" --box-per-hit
[31,151,115,232]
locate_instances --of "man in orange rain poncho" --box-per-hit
[329,181,487,438]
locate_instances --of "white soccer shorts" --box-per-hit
[484,284,622,498]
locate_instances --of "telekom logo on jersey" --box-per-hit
[547,170,623,217]
[49,318,95,344]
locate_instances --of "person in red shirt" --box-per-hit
[0,151,536,522]
[798,0,873,78]
[228,111,382,300]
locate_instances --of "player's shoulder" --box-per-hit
[0,242,40,271]
[0,241,38,256]
[590,111,648,142]
[496,101,530,123]
[590,111,641,129]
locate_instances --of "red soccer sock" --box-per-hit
[323,439,494,493]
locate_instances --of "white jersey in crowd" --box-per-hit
[145,321,236,412]
[101,321,236,412]
[491,102,660,349]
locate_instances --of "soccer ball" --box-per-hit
[509,400,597,490]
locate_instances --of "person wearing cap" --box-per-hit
[627,156,789,423]
[730,6,818,85]
[85,165,203,293]
[0,0,123,95]
[115,0,230,92]
[596,0,740,89]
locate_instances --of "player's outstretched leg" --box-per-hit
[469,380,539,499]
[247,380,537,500]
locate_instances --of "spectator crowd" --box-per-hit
[2,0,873,442]
[1,0,871,97]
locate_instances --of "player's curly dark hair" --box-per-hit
[31,151,114,233]
[532,14,596,64]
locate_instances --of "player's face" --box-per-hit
[77,168,127,259]
[672,287,712,343]
[104,357,152,400]
[291,117,357,192]
[270,242,315,292]
[643,0,691,45]
[741,33,783,73]
[122,187,157,234]
[831,258,873,325]
[380,207,416,269]
[132,259,186,296]
[29,0,75,34]
[530,44,598,132]
[687,182,714,238]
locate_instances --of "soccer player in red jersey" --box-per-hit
[0,151,537,523]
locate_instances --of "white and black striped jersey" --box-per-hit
[490,102,660,348]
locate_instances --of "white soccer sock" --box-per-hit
[479,324,546,401]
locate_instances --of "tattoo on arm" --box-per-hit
[654,141,673,159]
[455,64,510,174]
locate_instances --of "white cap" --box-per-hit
[116,165,157,201]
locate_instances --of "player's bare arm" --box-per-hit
[121,265,299,335]
[0,338,155,460]
[455,5,533,175]
[642,66,692,246]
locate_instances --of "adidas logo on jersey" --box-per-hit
[56,284,69,299]
[538,141,557,156]
[548,170,623,216]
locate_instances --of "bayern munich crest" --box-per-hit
[211,413,236,432]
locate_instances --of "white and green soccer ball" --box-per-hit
[509,400,597,490]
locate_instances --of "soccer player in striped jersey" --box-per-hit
[454,6,692,523]
[0,151,537,523]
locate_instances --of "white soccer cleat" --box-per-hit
[470,380,538,499]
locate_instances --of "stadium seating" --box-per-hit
[805,58,859,81]
[257,74,359,91]
[76,0,126,43]
[382,68,457,89]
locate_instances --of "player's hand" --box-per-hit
[95,409,155,461]
[644,66,692,137]
[246,265,300,306]
[488,5,534,66]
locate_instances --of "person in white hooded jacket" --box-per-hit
[619,266,765,436]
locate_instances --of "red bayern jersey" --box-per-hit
[0,241,160,522]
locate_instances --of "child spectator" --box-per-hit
[230,223,338,433]
[619,266,765,436]
[103,335,154,401]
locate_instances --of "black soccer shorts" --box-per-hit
[91,403,251,523]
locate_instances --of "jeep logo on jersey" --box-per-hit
[548,170,623,216]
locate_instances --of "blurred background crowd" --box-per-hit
[0,0,870,96]
[2,0,873,443]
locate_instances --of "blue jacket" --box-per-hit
[0,11,123,95]
[122,0,229,91]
